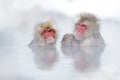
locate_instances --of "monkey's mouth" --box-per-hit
[46,37,55,43]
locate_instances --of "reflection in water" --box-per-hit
[73,46,105,72]
[61,35,105,71]
[29,46,58,70]
[61,42,105,72]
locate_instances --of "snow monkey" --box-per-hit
[29,21,57,47]
[61,13,106,70]
[29,22,58,70]
[73,13,106,70]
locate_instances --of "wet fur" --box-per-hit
[75,13,106,48]
[73,13,106,70]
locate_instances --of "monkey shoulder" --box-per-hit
[29,38,46,47]
[80,36,105,48]
[80,37,105,57]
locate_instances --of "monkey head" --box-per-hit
[74,13,100,40]
[34,22,57,44]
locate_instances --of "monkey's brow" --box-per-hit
[81,17,97,22]
[79,19,85,22]
[46,26,51,29]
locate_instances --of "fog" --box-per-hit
[0,0,120,80]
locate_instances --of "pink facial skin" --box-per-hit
[74,23,87,39]
[41,29,55,43]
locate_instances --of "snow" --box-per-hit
[0,0,120,80]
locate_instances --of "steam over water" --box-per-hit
[0,0,120,80]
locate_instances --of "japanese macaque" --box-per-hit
[29,22,57,47]
[29,22,58,70]
[61,34,79,56]
[73,13,106,71]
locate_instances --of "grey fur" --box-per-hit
[74,13,106,71]
[29,22,57,47]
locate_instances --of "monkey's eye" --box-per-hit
[41,30,49,35]
[81,24,87,28]
[41,29,55,35]
[49,29,53,32]
[49,29,55,33]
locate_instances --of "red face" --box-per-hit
[74,23,87,40]
[41,29,55,43]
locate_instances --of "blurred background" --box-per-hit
[0,0,120,80]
